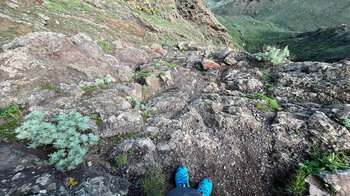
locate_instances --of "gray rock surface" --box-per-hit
[306,175,330,196]
[0,144,130,196]
[1,32,350,195]
[321,170,350,196]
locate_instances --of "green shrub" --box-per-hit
[140,168,165,196]
[42,82,53,90]
[254,46,290,65]
[15,111,99,171]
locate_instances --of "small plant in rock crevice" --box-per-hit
[90,113,103,127]
[114,153,128,169]
[97,40,115,53]
[141,110,152,120]
[127,132,138,139]
[126,97,152,121]
[142,87,148,100]
[153,60,179,69]
[341,116,350,128]
[247,93,281,111]
[80,74,116,92]
[133,71,154,85]
[42,82,53,90]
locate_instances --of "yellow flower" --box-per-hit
[69,178,78,186]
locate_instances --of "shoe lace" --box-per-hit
[177,171,189,187]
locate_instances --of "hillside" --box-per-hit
[0,0,232,53]
[1,0,350,196]
[205,0,350,62]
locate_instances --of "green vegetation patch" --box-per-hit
[142,86,148,100]
[141,110,151,120]
[90,113,103,127]
[114,153,128,168]
[256,102,271,112]
[153,60,179,69]
[279,147,349,195]
[80,75,116,93]
[140,167,166,196]
[247,93,281,111]
[43,0,91,13]
[80,85,100,92]
[0,104,22,141]
[127,132,138,139]
[97,40,115,53]
[42,82,53,90]
[211,0,350,62]
[43,0,67,13]
[341,116,350,128]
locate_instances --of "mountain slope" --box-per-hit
[205,0,350,61]
[0,0,232,53]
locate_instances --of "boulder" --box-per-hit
[321,170,350,196]
[202,59,220,70]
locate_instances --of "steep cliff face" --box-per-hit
[127,0,232,44]
[0,0,232,51]
[176,0,227,32]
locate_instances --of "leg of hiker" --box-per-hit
[166,187,202,196]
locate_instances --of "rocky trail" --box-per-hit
[1,31,350,195]
[1,0,350,196]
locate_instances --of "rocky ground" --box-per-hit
[1,30,350,195]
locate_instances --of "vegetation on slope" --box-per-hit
[205,0,350,62]
[0,0,229,52]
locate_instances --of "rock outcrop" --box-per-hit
[0,0,232,52]
[1,32,350,195]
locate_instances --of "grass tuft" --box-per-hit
[247,93,281,111]
[341,116,350,128]
[0,104,22,141]
[42,82,53,90]
[140,167,166,196]
[97,40,115,53]
[114,154,128,168]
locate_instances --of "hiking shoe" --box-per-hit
[175,166,190,187]
[197,178,212,196]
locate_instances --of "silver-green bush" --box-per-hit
[254,46,290,65]
[15,111,99,171]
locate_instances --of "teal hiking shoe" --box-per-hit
[175,166,190,187]
[197,178,212,196]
